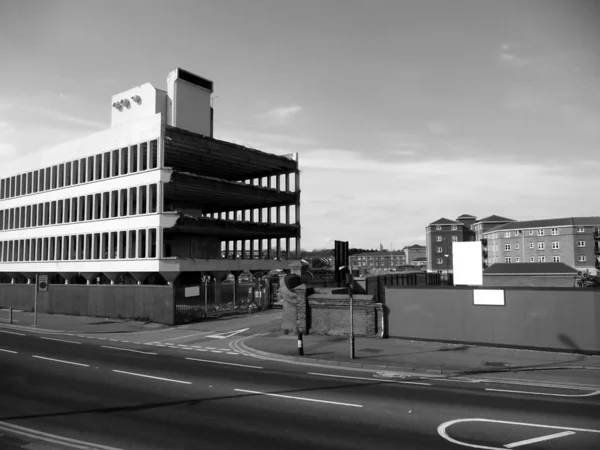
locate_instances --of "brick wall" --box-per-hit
[483,275,577,288]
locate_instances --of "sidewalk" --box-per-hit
[0,310,167,333]
[243,332,600,387]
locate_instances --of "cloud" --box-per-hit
[0,121,18,159]
[427,121,449,135]
[499,42,530,67]
[256,105,303,125]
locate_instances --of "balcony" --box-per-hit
[595,245,600,255]
[594,228,600,240]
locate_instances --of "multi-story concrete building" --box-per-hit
[484,217,600,275]
[0,68,301,288]
[349,251,406,271]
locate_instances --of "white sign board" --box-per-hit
[184,286,200,297]
[38,274,48,292]
[473,289,505,306]
[452,241,483,286]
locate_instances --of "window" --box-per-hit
[577,241,585,247]
[88,155,95,181]
[505,244,511,251]
[85,234,92,260]
[515,243,519,250]
[150,140,158,169]
[529,242,534,249]
[514,230,520,236]
[140,143,148,171]
[537,229,544,236]
[436,247,442,253]
[451,236,457,242]
[94,193,101,220]
[138,229,147,258]
[129,187,137,215]
[515,257,520,263]
[504,231,511,238]
[130,145,138,173]
[112,149,119,176]
[102,192,110,218]
[529,230,533,236]
[149,228,157,258]
[119,189,127,216]
[538,256,545,262]
[128,230,136,258]
[551,228,558,235]
[139,186,147,214]
[149,184,157,213]
[58,164,65,188]
[553,256,560,262]
[436,236,442,242]
[578,255,586,262]
[63,236,69,260]
[56,200,63,224]
[451,225,457,231]
[505,257,512,263]
[103,152,111,178]
[121,148,128,174]
[101,232,109,259]
[110,232,118,259]
[93,233,100,259]
[33,171,38,192]
[119,231,126,259]
[537,242,545,250]
[79,158,86,183]
[111,191,118,218]
[437,258,443,264]
[95,154,102,180]
[72,161,78,185]
[577,226,584,232]
[436,225,441,231]
[64,199,70,224]
[51,166,57,189]
[552,242,559,249]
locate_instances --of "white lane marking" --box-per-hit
[234,388,362,408]
[0,420,125,450]
[0,348,17,354]
[40,337,82,345]
[101,346,157,355]
[486,387,600,398]
[109,339,119,342]
[438,378,481,383]
[97,338,107,340]
[504,430,575,448]
[437,418,600,450]
[152,331,214,343]
[195,348,208,351]
[227,352,239,355]
[112,370,191,385]
[211,350,223,353]
[186,357,263,369]
[207,328,249,339]
[309,372,432,386]
[33,355,89,367]
[0,330,25,336]
[204,347,216,350]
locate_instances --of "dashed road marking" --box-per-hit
[234,388,362,407]
[0,330,25,336]
[486,387,600,398]
[0,348,17,354]
[33,355,89,367]
[309,372,432,386]
[112,370,191,385]
[186,357,263,369]
[504,431,575,448]
[101,346,157,355]
[40,337,81,345]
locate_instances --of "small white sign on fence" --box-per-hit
[473,289,505,306]
[184,286,200,297]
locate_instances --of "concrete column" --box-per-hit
[156,227,162,259]
[286,238,290,260]
[157,181,163,213]
[250,239,255,260]
[259,238,263,259]
[276,238,281,260]
[285,173,290,192]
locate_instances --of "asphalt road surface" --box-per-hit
[1,328,599,450]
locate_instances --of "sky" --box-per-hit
[1,0,599,251]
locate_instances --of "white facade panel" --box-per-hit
[473,289,505,306]
[452,241,483,286]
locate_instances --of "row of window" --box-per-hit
[497,255,587,263]
[487,226,588,240]
[0,141,159,200]
[435,236,458,242]
[0,184,159,231]
[0,228,158,262]
[435,225,459,231]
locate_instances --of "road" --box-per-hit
[1,327,599,449]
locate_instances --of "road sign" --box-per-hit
[38,274,48,292]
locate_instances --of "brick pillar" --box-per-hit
[293,284,308,334]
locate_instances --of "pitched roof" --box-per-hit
[429,217,462,225]
[457,214,477,219]
[402,244,426,250]
[484,262,578,275]
[476,215,515,223]
[484,217,600,233]
[412,256,427,261]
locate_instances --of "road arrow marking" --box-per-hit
[207,328,249,339]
